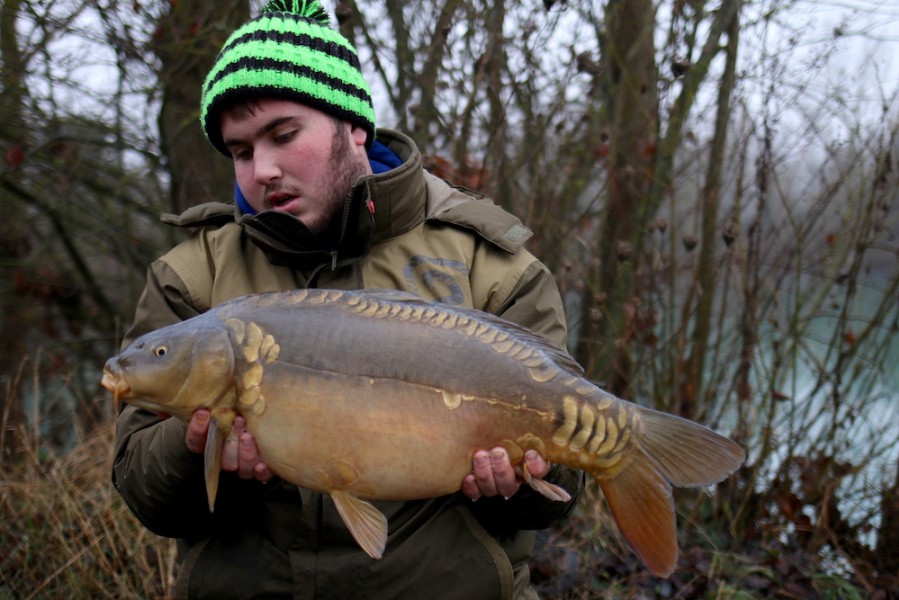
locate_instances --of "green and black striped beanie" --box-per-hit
[201,0,375,155]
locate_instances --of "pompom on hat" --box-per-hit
[200,0,375,155]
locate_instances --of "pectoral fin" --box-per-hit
[331,491,388,560]
[203,417,225,513]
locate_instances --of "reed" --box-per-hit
[1,386,175,600]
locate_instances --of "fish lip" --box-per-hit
[100,367,131,413]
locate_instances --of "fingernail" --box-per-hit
[196,411,208,423]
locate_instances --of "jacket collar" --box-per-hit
[162,129,430,271]
[363,129,427,243]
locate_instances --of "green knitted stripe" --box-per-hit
[205,39,366,97]
[204,68,374,123]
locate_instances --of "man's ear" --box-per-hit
[350,123,368,148]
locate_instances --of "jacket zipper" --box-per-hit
[250,218,304,248]
[330,190,358,271]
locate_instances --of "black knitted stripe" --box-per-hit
[207,56,370,104]
[219,28,362,72]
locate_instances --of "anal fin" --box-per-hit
[331,491,388,560]
[519,462,572,502]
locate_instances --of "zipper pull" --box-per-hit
[330,250,338,271]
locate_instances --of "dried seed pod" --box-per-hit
[722,221,739,247]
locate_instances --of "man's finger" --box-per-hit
[185,409,211,454]
[221,416,246,472]
[461,473,481,500]
[524,449,550,479]
[471,450,498,497]
[237,431,258,479]
[254,462,274,483]
[489,447,520,498]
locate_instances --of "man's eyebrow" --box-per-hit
[223,116,297,147]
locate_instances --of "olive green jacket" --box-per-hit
[112,130,582,600]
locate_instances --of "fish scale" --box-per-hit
[102,288,745,577]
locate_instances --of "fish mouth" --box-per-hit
[100,367,131,414]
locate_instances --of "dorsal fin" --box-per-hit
[355,289,584,377]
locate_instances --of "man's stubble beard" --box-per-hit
[315,121,371,243]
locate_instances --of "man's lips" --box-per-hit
[267,193,299,211]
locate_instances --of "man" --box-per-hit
[113,1,582,598]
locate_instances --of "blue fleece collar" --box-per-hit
[368,139,403,174]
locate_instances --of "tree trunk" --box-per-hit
[0,0,30,447]
[153,0,249,214]
[413,0,464,150]
[575,0,658,394]
[683,2,741,417]
[875,459,899,576]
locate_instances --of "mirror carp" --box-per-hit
[102,288,745,577]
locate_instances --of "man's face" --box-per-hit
[220,98,372,239]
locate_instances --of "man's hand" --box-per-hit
[461,447,549,500]
[185,409,274,483]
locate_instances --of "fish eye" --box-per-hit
[154,345,168,357]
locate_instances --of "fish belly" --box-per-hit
[243,363,552,501]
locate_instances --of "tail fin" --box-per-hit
[595,406,745,577]
[597,456,678,576]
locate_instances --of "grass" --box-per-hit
[0,412,175,600]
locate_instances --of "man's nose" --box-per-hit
[253,149,281,184]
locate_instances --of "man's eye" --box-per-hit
[231,148,252,161]
[274,130,297,144]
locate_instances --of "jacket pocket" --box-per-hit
[458,507,515,600]
[173,538,209,600]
